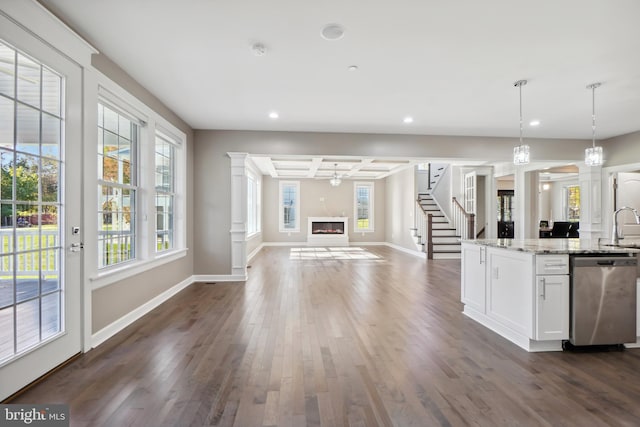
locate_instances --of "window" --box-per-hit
[247,171,261,236]
[567,185,580,221]
[97,102,138,268]
[279,181,299,232]
[354,182,374,232]
[155,133,175,252]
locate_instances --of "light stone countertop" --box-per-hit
[463,238,640,255]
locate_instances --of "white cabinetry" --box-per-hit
[461,243,486,313]
[461,244,570,352]
[534,255,569,341]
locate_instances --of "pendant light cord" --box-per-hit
[591,84,596,149]
[514,79,527,145]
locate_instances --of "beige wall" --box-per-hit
[385,167,417,251]
[603,131,640,167]
[193,130,592,275]
[90,54,195,333]
[261,177,385,243]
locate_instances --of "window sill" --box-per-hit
[90,248,188,290]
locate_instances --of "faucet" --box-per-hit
[611,206,640,245]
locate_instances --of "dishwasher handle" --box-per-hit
[572,256,637,268]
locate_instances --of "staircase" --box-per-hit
[414,193,461,259]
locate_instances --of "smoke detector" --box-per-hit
[321,23,345,41]
[251,43,267,56]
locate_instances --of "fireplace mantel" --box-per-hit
[307,217,349,246]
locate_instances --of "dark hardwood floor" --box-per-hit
[11,245,640,426]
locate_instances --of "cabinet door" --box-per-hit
[486,248,534,337]
[461,244,485,312]
[535,275,569,340]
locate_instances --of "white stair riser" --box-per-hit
[432,230,457,236]
[433,253,461,260]
[433,244,462,251]
[432,237,460,244]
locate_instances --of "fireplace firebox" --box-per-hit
[307,217,349,246]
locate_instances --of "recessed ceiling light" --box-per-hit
[321,23,345,41]
[529,119,540,126]
[269,111,279,119]
[403,116,414,124]
[347,65,358,71]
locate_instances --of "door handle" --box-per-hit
[70,242,84,252]
[540,277,546,300]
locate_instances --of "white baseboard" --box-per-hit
[91,275,195,348]
[262,242,305,247]
[192,274,247,282]
[383,242,427,259]
[247,243,264,262]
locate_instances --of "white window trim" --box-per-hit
[354,181,375,232]
[279,180,300,233]
[88,71,187,289]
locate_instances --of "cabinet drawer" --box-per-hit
[536,255,569,275]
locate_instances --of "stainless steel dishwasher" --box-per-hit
[570,256,637,346]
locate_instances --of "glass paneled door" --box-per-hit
[0,23,82,401]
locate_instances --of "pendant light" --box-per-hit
[513,79,530,165]
[329,163,342,187]
[585,82,603,166]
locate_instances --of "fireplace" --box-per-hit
[311,221,344,235]
[307,217,349,246]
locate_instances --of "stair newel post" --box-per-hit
[427,214,434,260]
[467,213,475,241]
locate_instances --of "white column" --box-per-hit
[578,164,603,240]
[228,152,248,280]
[513,168,526,239]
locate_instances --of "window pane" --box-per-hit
[42,67,61,116]
[16,53,40,108]
[16,104,40,155]
[0,255,14,308]
[0,305,14,360]
[41,113,61,159]
[0,43,15,97]
[0,96,14,150]
[14,154,39,202]
[355,184,373,231]
[16,299,39,352]
[282,183,297,230]
[1,150,13,201]
[41,158,59,203]
[41,291,60,340]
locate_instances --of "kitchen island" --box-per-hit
[461,239,640,352]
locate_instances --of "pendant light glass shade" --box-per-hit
[513,144,530,165]
[513,80,530,165]
[585,83,603,166]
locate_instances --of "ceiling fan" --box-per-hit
[315,163,343,187]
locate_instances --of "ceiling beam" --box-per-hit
[307,157,323,178]
[264,157,278,178]
[343,158,373,178]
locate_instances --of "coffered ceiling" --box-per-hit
[37,0,640,141]
[250,156,421,181]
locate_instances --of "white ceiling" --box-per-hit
[39,0,640,140]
